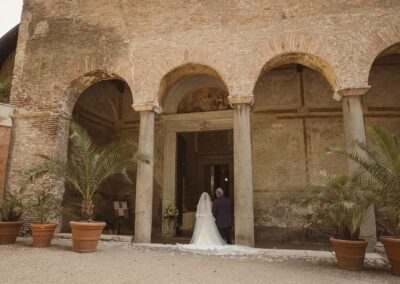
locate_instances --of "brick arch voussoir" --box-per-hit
[62,70,133,117]
[143,48,233,106]
[359,24,400,86]
[250,34,343,93]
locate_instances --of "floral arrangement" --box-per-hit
[163,204,179,220]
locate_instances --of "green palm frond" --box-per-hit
[328,125,400,235]
[302,172,377,240]
[0,191,23,221]
[20,122,145,221]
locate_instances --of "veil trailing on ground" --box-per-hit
[189,192,225,247]
[177,192,256,254]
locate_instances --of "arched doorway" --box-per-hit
[252,56,344,248]
[61,78,140,236]
[156,64,233,240]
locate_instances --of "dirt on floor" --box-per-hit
[0,238,398,284]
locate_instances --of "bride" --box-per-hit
[178,192,254,254]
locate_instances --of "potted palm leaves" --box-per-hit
[21,122,146,252]
[329,125,400,275]
[25,187,60,247]
[302,172,376,271]
[0,192,24,245]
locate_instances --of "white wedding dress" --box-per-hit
[177,192,255,255]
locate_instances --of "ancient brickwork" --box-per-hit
[4,0,400,239]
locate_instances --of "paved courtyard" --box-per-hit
[0,238,398,284]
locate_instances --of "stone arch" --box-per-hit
[134,47,233,104]
[60,70,140,233]
[360,24,400,86]
[157,63,230,114]
[367,41,400,88]
[253,52,339,94]
[62,70,134,117]
[249,35,342,95]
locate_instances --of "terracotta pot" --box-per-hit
[330,237,368,271]
[31,223,57,247]
[380,236,400,276]
[0,221,23,245]
[70,221,106,253]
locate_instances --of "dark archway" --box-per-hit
[61,78,140,236]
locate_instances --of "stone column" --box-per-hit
[228,95,255,247]
[132,103,159,243]
[340,88,376,251]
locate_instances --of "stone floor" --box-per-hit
[0,237,397,284]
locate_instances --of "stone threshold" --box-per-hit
[55,233,132,242]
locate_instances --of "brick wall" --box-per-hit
[4,0,400,239]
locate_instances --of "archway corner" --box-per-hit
[360,24,400,84]
[63,69,133,118]
[252,51,340,97]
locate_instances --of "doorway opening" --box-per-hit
[176,130,233,237]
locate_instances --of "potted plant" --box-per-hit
[25,187,60,247]
[163,203,179,237]
[20,122,146,252]
[329,125,400,275]
[302,172,376,271]
[0,192,24,245]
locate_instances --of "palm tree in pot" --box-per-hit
[20,122,147,252]
[302,172,377,271]
[329,125,400,275]
[25,186,61,247]
[0,192,24,245]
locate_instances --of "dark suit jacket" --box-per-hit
[212,196,234,229]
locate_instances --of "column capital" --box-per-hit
[228,95,254,106]
[132,102,163,114]
[337,87,370,98]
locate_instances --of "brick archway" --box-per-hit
[249,34,342,96]
[358,24,400,87]
[157,63,230,114]
[63,70,132,118]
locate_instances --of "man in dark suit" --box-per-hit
[212,187,234,244]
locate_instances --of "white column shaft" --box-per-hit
[134,110,155,243]
[342,94,376,251]
[233,103,254,247]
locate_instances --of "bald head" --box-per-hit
[215,187,224,198]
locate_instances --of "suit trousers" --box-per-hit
[218,227,233,244]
